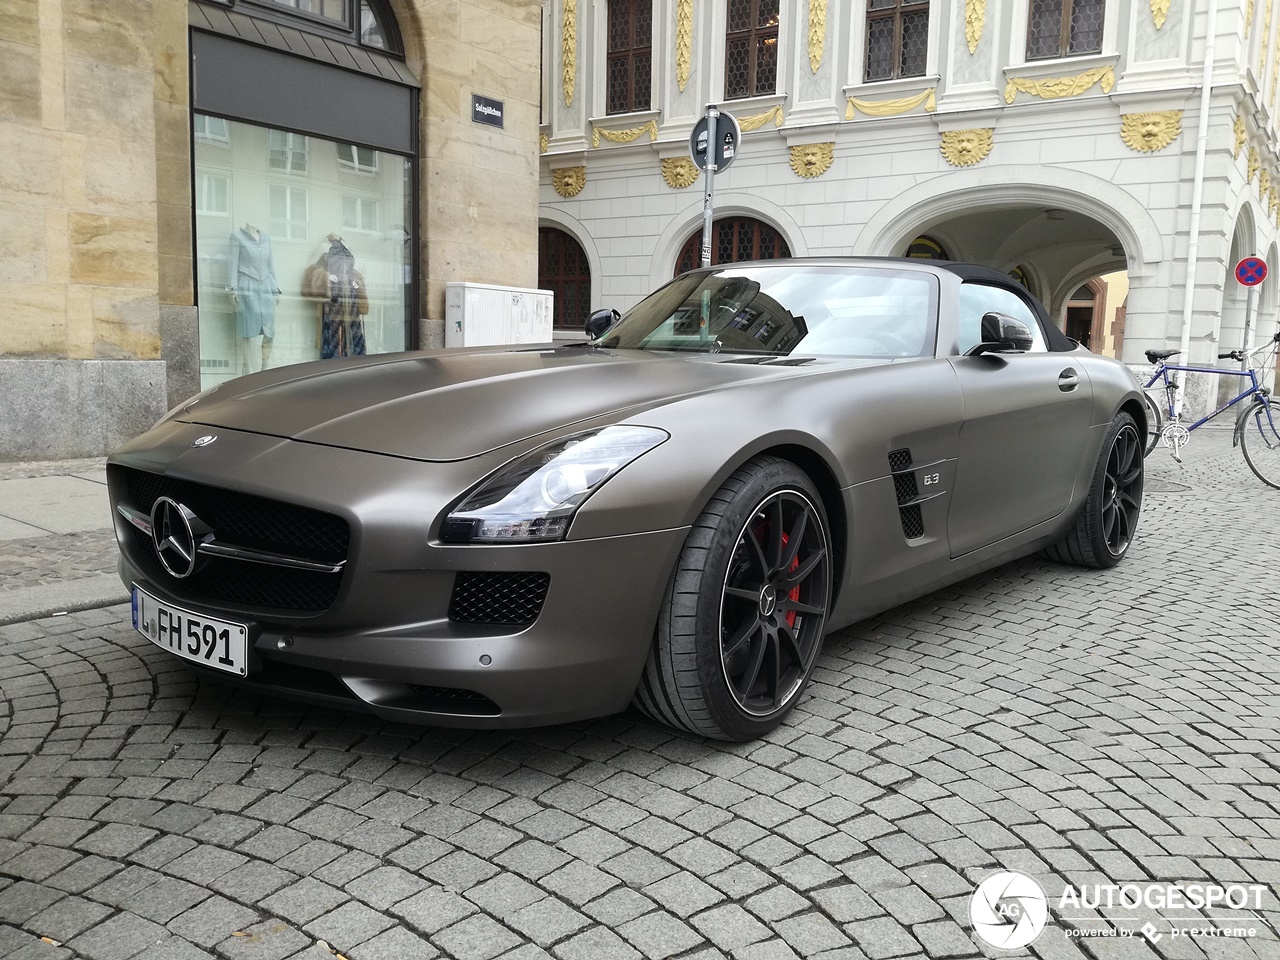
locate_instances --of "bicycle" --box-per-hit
[1140,331,1280,489]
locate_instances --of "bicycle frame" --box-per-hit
[1143,363,1262,431]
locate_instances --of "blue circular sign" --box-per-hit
[1236,257,1268,286]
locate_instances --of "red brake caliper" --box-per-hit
[750,524,802,628]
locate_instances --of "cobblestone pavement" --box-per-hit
[1,430,1279,960]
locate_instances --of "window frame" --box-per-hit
[267,182,311,242]
[235,0,404,56]
[723,0,781,101]
[864,0,931,83]
[605,0,654,116]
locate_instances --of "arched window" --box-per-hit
[906,236,949,260]
[1009,265,1033,297]
[245,0,403,54]
[539,228,592,329]
[675,217,791,275]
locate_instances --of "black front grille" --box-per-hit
[113,466,349,613]
[449,572,551,626]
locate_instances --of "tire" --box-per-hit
[1043,411,1144,569]
[1141,392,1163,457]
[633,456,833,741]
[1239,399,1280,489]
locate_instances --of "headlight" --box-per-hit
[151,383,222,429]
[440,425,668,543]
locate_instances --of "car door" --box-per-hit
[946,282,1094,558]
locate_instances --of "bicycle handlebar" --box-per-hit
[1218,351,1244,361]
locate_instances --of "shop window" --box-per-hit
[539,227,592,329]
[194,115,230,145]
[269,131,309,173]
[865,0,929,82]
[725,0,780,100]
[1027,0,1104,60]
[196,174,231,217]
[607,0,653,115]
[342,196,380,233]
[337,144,379,174]
[675,217,792,275]
[269,184,310,241]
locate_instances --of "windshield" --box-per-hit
[598,265,938,358]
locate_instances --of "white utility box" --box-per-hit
[444,282,554,348]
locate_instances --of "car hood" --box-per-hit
[177,347,856,461]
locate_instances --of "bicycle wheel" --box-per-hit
[1239,399,1280,489]
[1141,392,1163,456]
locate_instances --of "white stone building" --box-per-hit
[537,0,1280,404]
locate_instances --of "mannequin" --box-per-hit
[302,234,369,359]
[227,223,281,373]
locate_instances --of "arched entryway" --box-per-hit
[538,227,592,330]
[674,217,792,276]
[1064,279,1106,350]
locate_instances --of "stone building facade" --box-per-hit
[537,0,1280,409]
[0,0,541,459]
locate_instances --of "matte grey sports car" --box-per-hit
[108,258,1146,741]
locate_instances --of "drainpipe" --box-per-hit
[1175,0,1220,416]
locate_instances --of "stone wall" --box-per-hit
[0,0,182,453]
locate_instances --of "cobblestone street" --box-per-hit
[1,428,1278,960]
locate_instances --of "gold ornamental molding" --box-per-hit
[1248,146,1260,184]
[1248,0,1256,38]
[940,128,994,167]
[1004,66,1114,103]
[1149,0,1170,28]
[846,87,936,120]
[1234,113,1247,158]
[1262,0,1273,75]
[562,0,577,107]
[676,0,693,92]
[738,105,785,131]
[808,0,827,72]
[661,157,701,189]
[551,166,586,198]
[1269,184,1278,217]
[789,143,834,178]
[591,119,659,148]
[1119,111,1182,152]
[1261,169,1272,199]
[539,134,548,154]
[965,0,986,54]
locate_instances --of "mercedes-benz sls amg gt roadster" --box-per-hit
[108,258,1146,741]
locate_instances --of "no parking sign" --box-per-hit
[1236,256,1267,286]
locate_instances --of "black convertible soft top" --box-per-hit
[937,261,1078,353]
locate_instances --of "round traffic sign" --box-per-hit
[1236,256,1268,286]
[690,112,742,172]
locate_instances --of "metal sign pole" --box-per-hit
[700,105,719,269]
[1243,283,1256,370]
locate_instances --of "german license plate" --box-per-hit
[131,584,249,676]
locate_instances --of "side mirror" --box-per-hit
[967,312,1034,355]
[585,308,620,340]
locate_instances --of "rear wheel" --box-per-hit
[1239,398,1280,489]
[633,457,832,741]
[1141,392,1163,457]
[1043,411,1143,568]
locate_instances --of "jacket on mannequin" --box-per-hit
[227,225,281,340]
[302,235,370,359]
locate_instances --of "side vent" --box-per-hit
[887,449,925,540]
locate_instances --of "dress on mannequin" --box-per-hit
[228,224,281,373]
[302,235,369,359]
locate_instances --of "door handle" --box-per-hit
[1058,368,1079,391]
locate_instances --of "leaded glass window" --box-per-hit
[1027,0,1104,60]
[539,228,593,329]
[725,0,780,100]
[607,1,653,114]
[865,0,929,82]
[675,218,792,274]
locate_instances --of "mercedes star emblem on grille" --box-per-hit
[192,435,217,447]
[150,497,211,579]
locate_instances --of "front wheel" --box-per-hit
[1043,411,1144,568]
[1239,399,1280,489]
[633,457,833,741]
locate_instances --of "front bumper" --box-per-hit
[109,423,689,727]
